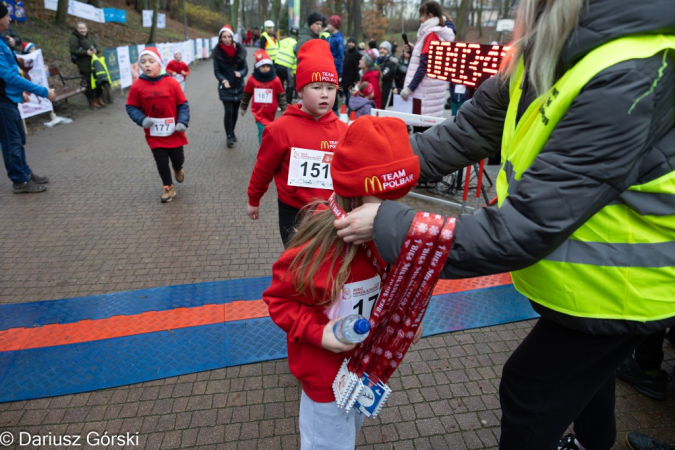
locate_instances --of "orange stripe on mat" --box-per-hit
[0,274,512,352]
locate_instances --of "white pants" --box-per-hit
[299,390,365,450]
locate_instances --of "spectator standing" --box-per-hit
[259,20,278,63]
[341,37,361,111]
[377,41,397,108]
[367,39,379,59]
[295,12,325,55]
[0,4,56,193]
[213,25,248,148]
[69,21,106,109]
[394,48,410,92]
[327,15,344,113]
[359,53,381,108]
[275,27,298,104]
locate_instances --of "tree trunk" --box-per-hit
[455,0,471,41]
[477,0,484,37]
[241,0,246,28]
[55,0,69,24]
[147,0,158,44]
[352,0,362,42]
[300,0,316,26]
[271,0,280,31]
[231,0,239,29]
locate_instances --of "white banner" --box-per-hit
[157,13,166,29]
[117,45,132,88]
[44,0,104,23]
[157,43,170,68]
[142,10,152,27]
[17,50,53,119]
[196,39,203,60]
[211,37,218,52]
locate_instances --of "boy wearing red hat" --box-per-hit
[247,39,346,247]
[263,116,421,449]
[126,47,190,203]
[240,49,287,143]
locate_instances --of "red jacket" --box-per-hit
[362,69,382,109]
[247,104,348,209]
[263,225,385,402]
[243,74,284,125]
[166,60,190,79]
[126,75,188,149]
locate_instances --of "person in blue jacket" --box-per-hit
[327,15,344,113]
[0,5,56,194]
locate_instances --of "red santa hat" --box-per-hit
[253,49,273,68]
[295,39,338,92]
[138,47,163,66]
[331,116,420,200]
[219,25,234,39]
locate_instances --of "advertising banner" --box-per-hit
[104,48,121,88]
[16,50,53,119]
[44,0,104,23]
[196,39,203,60]
[117,46,132,88]
[103,8,126,23]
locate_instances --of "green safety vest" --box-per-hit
[276,37,297,73]
[260,31,278,61]
[90,53,111,89]
[497,35,675,323]
[320,31,330,41]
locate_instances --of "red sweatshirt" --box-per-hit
[247,104,348,209]
[263,221,385,402]
[126,75,188,149]
[166,60,190,79]
[243,74,284,125]
[362,69,382,109]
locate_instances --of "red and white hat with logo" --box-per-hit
[253,49,273,68]
[138,47,163,66]
[331,116,420,200]
[295,39,338,92]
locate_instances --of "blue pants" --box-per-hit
[0,102,32,184]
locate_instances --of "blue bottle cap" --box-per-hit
[353,318,371,334]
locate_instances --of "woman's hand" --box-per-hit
[321,319,357,353]
[412,324,424,345]
[234,71,241,78]
[222,79,231,89]
[334,203,381,244]
[247,204,259,220]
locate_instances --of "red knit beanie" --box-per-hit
[295,39,338,92]
[331,116,420,199]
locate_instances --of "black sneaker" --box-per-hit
[616,356,668,400]
[626,432,675,450]
[13,180,47,194]
[558,434,581,450]
[29,173,49,184]
[232,134,238,143]
[226,136,234,148]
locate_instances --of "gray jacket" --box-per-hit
[373,0,675,335]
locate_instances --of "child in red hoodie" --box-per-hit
[165,50,190,92]
[247,39,347,246]
[264,116,422,449]
[240,49,287,143]
[126,47,190,203]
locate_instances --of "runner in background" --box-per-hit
[126,47,190,203]
[166,51,190,92]
[263,116,422,450]
[240,49,287,143]
[247,40,346,247]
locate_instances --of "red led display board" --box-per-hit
[427,42,511,88]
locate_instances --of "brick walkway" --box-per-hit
[0,50,673,449]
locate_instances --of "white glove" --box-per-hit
[400,87,412,100]
[142,117,153,129]
[175,123,187,133]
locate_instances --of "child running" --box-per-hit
[247,39,346,247]
[240,49,287,143]
[126,47,189,203]
[165,50,190,92]
[263,116,421,449]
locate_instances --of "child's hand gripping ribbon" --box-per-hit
[328,193,455,417]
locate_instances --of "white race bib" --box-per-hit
[287,147,333,190]
[326,275,381,321]
[149,117,176,137]
[173,73,185,82]
[254,88,273,104]
[454,84,467,94]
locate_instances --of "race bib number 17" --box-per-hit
[287,147,333,190]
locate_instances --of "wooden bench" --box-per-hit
[48,65,86,102]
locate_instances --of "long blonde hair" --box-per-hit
[286,196,363,305]
[503,0,587,96]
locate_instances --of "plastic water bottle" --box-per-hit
[333,315,371,344]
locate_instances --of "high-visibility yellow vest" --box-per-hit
[90,53,111,89]
[276,37,297,74]
[497,35,675,322]
[320,31,330,41]
[260,31,278,61]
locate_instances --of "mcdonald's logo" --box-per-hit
[311,72,322,82]
[320,141,330,150]
[364,176,383,193]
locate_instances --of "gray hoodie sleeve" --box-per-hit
[374,55,672,279]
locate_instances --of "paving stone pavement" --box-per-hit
[0,50,673,449]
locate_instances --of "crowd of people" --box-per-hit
[2,1,674,449]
